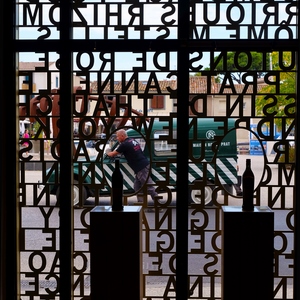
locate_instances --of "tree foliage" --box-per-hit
[255,51,296,129]
[212,51,270,84]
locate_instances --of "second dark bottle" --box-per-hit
[111,159,124,211]
[242,159,255,211]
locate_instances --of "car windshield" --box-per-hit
[153,130,177,156]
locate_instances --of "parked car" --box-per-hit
[44,118,239,206]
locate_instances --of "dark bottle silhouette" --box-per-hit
[242,159,255,211]
[111,159,124,211]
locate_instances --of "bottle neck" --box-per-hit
[246,159,251,168]
[115,159,120,168]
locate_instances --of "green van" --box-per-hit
[45,118,238,206]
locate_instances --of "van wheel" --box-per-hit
[189,186,215,206]
[56,180,87,206]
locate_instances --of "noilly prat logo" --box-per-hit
[206,130,216,140]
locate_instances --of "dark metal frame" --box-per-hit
[1,1,299,299]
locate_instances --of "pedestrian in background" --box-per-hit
[233,163,243,196]
[44,133,50,155]
[22,129,30,155]
[106,129,158,204]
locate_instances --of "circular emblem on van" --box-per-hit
[206,130,216,139]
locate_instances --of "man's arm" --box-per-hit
[106,148,120,157]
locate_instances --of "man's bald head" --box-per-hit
[116,129,128,142]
